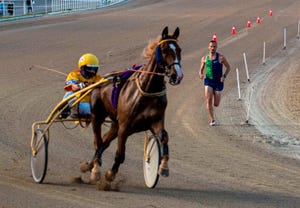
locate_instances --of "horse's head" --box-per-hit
[155,26,183,85]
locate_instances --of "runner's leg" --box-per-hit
[205,86,214,122]
[213,91,221,107]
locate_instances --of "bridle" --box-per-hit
[156,39,181,72]
[156,39,181,78]
[133,37,183,96]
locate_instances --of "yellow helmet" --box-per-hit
[78,53,99,78]
[78,53,99,69]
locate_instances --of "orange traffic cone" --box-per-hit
[212,33,217,42]
[269,10,273,16]
[231,26,236,35]
[247,20,251,28]
[256,16,261,24]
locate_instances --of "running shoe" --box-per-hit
[210,120,216,126]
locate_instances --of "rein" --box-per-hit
[132,39,175,97]
[132,38,178,97]
[103,39,178,78]
[102,39,178,98]
[103,68,165,78]
[134,78,166,97]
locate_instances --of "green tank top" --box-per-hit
[205,53,222,80]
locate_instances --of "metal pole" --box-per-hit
[45,0,47,13]
[243,52,250,82]
[283,27,287,50]
[236,68,241,100]
[23,0,26,15]
[245,86,254,124]
[51,0,53,12]
[262,41,266,65]
[2,0,5,16]
[31,0,33,13]
[297,21,300,39]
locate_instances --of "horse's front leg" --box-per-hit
[157,129,169,177]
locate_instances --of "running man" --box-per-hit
[199,40,231,126]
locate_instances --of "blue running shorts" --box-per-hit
[204,78,224,91]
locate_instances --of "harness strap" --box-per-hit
[134,78,166,97]
[158,39,177,45]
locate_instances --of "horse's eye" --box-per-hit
[162,48,168,54]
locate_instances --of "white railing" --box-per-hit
[0,0,126,19]
[51,0,122,13]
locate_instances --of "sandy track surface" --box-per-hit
[1,0,300,207]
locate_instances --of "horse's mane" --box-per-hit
[142,35,161,60]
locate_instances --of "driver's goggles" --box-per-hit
[85,65,99,72]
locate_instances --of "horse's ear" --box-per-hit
[173,27,180,39]
[162,26,169,39]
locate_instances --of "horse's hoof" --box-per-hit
[158,160,169,177]
[90,171,101,182]
[80,162,91,173]
[158,167,169,177]
[90,163,101,182]
[105,169,116,182]
[97,180,111,191]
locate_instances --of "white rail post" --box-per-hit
[283,27,287,50]
[44,0,47,13]
[23,0,26,14]
[2,0,6,16]
[243,52,250,82]
[262,41,266,65]
[297,21,300,39]
[245,86,254,124]
[236,68,241,100]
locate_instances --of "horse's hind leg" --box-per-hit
[105,129,128,182]
[80,116,104,174]
[90,121,118,181]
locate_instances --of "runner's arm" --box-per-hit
[199,56,206,80]
[220,55,231,82]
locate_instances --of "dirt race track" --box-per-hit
[1,0,300,207]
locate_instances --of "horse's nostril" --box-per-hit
[170,74,177,80]
[169,73,179,85]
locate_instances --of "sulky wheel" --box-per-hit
[143,134,161,188]
[31,129,48,183]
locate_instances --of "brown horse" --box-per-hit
[83,26,183,183]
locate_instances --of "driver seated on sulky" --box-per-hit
[61,53,102,118]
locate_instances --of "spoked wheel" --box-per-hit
[143,134,161,188]
[31,129,48,183]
